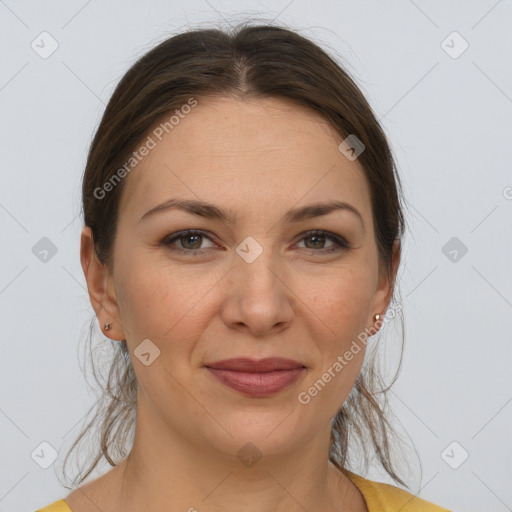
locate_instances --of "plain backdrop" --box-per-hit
[1,1,511,511]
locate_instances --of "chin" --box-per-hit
[193,408,315,462]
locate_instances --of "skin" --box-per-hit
[70,95,400,512]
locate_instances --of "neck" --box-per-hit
[106,400,364,512]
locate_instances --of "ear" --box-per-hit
[370,238,401,330]
[80,226,126,341]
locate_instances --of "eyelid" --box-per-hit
[161,229,350,254]
[161,230,219,250]
[294,229,349,248]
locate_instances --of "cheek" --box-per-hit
[114,252,221,345]
[296,264,374,402]
[302,263,376,342]
[298,297,369,423]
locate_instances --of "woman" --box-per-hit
[37,23,450,512]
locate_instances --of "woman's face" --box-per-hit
[95,96,395,460]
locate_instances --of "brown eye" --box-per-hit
[304,233,327,249]
[179,233,202,250]
[162,230,216,254]
[297,230,349,254]
[161,229,349,256]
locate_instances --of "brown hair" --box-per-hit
[61,22,411,490]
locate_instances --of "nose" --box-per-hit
[220,246,295,337]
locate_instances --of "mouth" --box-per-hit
[204,358,306,397]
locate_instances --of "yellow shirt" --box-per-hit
[35,469,451,511]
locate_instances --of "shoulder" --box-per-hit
[35,499,73,512]
[343,469,452,512]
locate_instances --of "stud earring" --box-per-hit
[374,314,382,322]
[104,322,112,331]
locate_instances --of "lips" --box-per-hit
[204,358,306,397]
[205,357,305,372]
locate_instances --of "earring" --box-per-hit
[104,322,112,331]
[374,314,382,322]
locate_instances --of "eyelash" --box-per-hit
[161,230,349,256]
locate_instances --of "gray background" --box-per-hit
[1,1,511,511]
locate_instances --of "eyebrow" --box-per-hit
[139,198,364,228]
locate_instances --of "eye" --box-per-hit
[295,230,349,254]
[161,229,350,256]
[161,230,217,255]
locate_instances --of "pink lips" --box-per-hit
[205,357,306,397]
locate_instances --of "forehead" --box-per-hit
[118,96,372,224]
